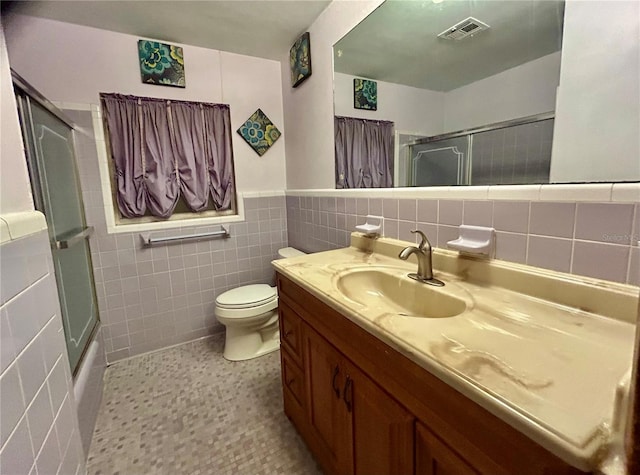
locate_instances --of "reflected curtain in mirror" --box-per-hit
[335,116,394,188]
[101,93,234,218]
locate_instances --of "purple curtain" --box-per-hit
[170,102,209,211]
[335,116,394,188]
[142,99,179,218]
[101,93,234,218]
[203,105,234,210]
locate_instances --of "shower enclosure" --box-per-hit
[402,113,554,187]
[13,72,99,375]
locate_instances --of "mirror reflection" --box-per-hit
[333,0,565,188]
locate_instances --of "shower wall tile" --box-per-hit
[0,229,85,475]
[70,109,288,363]
[286,193,638,285]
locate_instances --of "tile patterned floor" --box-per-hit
[87,336,322,475]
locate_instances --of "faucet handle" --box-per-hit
[411,230,430,250]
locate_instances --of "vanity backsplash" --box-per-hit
[286,193,639,286]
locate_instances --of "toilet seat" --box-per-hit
[215,284,278,319]
[216,284,277,309]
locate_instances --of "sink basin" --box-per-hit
[336,268,467,318]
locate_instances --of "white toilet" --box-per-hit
[215,247,306,361]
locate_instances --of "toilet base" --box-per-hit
[222,319,280,361]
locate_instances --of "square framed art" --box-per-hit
[237,109,281,157]
[354,78,377,110]
[290,32,312,88]
[138,39,185,88]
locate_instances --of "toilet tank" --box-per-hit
[277,247,305,259]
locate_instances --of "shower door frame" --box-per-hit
[13,70,100,377]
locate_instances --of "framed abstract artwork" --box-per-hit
[354,78,377,110]
[237,109,282,157]
[290,32,312,88]
[138,40,185,88]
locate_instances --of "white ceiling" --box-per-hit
[6,0,331,61]
[334,0,564,92]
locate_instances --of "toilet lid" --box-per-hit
[216,284,277,309]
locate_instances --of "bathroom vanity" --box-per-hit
[273,235,638,475]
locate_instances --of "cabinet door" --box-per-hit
[305,327,353,475]
[345,362,415,475]
[416,422,479,475]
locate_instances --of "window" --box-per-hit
[100,93,237,224]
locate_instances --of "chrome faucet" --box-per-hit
[398,230,444,287]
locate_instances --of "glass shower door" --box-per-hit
[19,97,99,374]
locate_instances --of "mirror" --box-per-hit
[334,0,568,188]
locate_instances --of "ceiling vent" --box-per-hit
[438,17,490,41]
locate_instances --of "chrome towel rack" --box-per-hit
[141,225,230,247]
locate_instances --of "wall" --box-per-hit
[1,23,91,474]
[334,72,444,135]
[3,14,287,194]
[551,0,640,183]
[0,24,33,214]
[286,186,639,286]
[443,52,561,132]
[281,0,383,189]
[335,52,560,138]
[0,218,85,475]
[282,0,640,188]
[4,14,291,361]
[67,108,287,362]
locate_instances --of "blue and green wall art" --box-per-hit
[237,109,282,157]
[354,78,377,111]
[138,40,185,88]
[290,32,312,88]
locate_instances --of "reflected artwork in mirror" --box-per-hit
[333,0,566,188]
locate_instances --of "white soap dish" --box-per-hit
[356,215,383,236]
[447,225,495,256]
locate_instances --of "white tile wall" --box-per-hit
[0,228,85,475]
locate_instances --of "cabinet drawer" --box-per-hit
[279,302,303,364]
[282,349,305,407]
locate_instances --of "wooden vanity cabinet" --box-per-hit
[416,422,479,475]
[305,323,414,475]
[277,274,583,475]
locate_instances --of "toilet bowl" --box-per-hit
[215,247,305,361]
